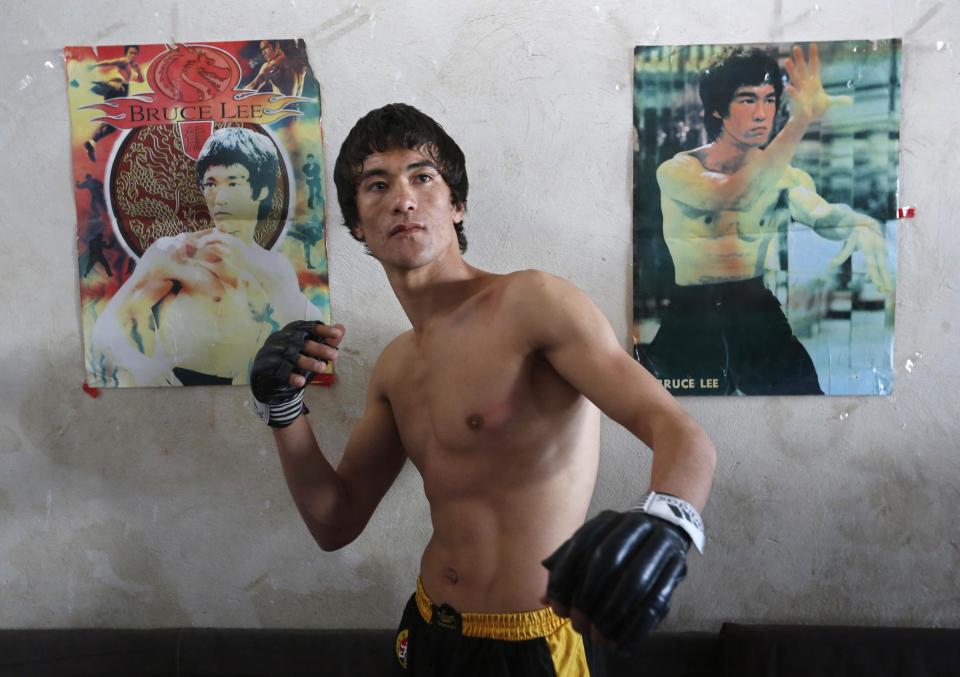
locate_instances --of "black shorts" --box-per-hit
[392,578,606,676]
[640,277,823,395]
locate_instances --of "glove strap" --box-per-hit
[635,491,705,554]
[252,389,306,428]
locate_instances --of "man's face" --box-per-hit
[717,83,777,146]
[352,147,464,270]
[260,42,280,61]
[201,163,268,244]
[125,47,139,62]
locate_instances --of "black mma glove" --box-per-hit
[250,320,323,428]
[542,491,705,648]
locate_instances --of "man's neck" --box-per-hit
[384,253,489,334]
[704,135,760,174]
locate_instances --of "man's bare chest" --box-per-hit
[672,186,786,241]
[384,329,576,461]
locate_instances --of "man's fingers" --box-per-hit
[311,322,344,345]
[792,45,805,75]
[566,609,613,647]
[783,57,796,80]
[293,352,322,380]
[569,608,592,636]
[880,256,893,293]
[303,338,339,363]
[829,94,854,107]
[868,252,892,294]
[590,625,615,647]
[829,237,856,268]
[809,42,820,72]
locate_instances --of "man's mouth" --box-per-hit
[390,223,424,236]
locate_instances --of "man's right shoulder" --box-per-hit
[368,330,415,392]
[657,150,706,173]
[380,330,415,361]
[656,151,708,188]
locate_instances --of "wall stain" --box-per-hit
[0,425,22,454]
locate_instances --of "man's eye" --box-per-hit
[416,173,433,183]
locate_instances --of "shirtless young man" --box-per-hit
[250,104,716,675]
[645,44,891,395]
[245,40,307,97]
[84,45,144,162]
[90,127,321,386]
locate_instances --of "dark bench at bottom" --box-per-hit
[0,624,956,676]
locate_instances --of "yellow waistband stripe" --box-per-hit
[415,577,569,641]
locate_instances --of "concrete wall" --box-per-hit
[1,0,958,630]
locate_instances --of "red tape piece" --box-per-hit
[82,383,101,398]
[897,206,916,219]
[312,372,336,386]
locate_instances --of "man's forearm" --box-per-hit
[647,416,716,513]
[273,416,354,551]
[813,204,881,241]
[726,117,810,210]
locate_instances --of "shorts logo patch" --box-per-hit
[396,628,409,669]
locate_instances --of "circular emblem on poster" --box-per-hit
[148,44,238,103]
[107,122,290,258]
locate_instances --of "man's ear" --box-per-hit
[254,186,270,202]
[352,225,365,241]
[451,200,466,224]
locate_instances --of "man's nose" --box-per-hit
[753,102,768,120]
[391,182,417,214]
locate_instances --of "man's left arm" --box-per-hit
[518,271,716,646]
[786,169,892,293]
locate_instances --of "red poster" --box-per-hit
[65,40,331,387]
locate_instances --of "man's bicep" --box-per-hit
[555,334,678,446]
[535,278,675,446]
[335,386,407,529]
[785,169,836,226]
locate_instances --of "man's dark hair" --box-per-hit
[700,47,783,142]
[124,45,139,54]
[334,103,468,253]
[196,127,279,221]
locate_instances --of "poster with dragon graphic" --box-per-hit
[65,40,331,387]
